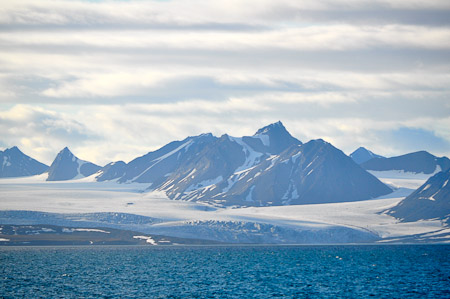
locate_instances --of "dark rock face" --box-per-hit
[350,147,384,164]
[388,169,450,222]
[0,146,48,178]
[182,139,392,206]
[361,151,450,174]
[47,147,101,181]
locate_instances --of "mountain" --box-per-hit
[96,133,218,183]
[387,168,450,222]
[0,146,48,178]
[97,122,302,186]
[361,151,450,174]
[161,138,392,206]
[350,147,384,164]
[96,122,391,206]
[47,147,101,181]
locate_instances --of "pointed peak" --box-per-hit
[351,147,369,156]
[254,121,286,136]
[6,146,21,153]
[56,147,77,160]
[60,147,72,154]
[350,146,384,164]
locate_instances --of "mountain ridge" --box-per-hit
[5,121,449,209]
[361,150,450,174]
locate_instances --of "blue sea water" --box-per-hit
[1,245,449,298]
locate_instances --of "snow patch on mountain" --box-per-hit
[3,157,11,167]
[245,186,255,202]
[253,133,270,147]
[229,136,263,173]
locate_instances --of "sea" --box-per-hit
[1,245,449,298]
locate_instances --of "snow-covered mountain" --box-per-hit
[95,122,391,206]
[350,147,384,164]
[162,138,392,206]
[361,151,450,174]
[387,168,450,222]
[47,147,101,181]
[0,146,48,178]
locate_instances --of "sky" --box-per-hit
[0,0,449,166]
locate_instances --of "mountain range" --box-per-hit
[1,122,449,210]
[95,122,391,206]
[360,151,450,174]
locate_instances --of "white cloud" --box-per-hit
[0,0,449,163]
[2,25,450,51]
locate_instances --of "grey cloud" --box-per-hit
[3,1,450,27]
[0,105,101,163]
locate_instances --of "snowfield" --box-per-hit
[0,170,448,244]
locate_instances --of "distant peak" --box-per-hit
[254,121,286,136]
[7,146,21,152]
[350,146,384,164]
[58,147,75,158]
[351,147,376,155]
[4,146,22,154]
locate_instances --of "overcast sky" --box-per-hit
[1,0,449,165]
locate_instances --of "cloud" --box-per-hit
[0,105,100,164]
[2,25,450,51]
[3,87,450,165]
[2,0,450,28]
[0,0,449,163]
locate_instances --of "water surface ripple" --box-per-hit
[1,245,449,298]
